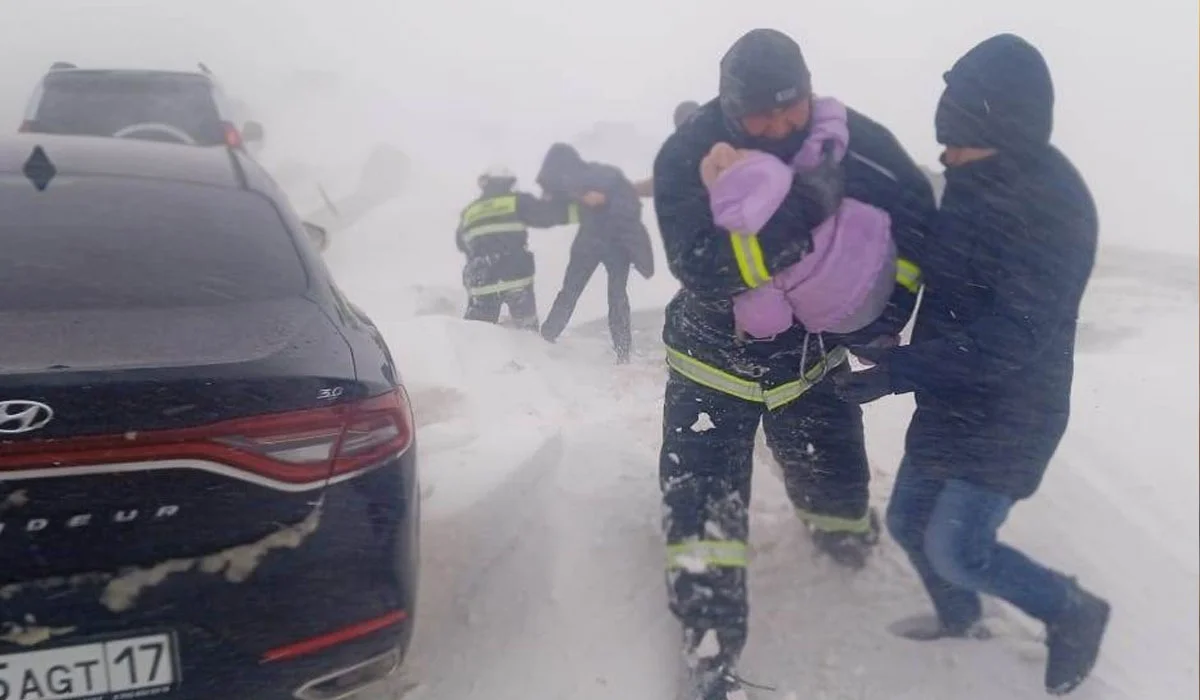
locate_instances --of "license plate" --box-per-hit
[0,632,179,700]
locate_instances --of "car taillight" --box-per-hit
[18,120,33,133]
[0,389,414,489]
[223,122,243,148]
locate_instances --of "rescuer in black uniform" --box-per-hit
[652,29,937,699]
[456,165,568,330]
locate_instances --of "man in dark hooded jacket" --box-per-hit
[535,143,654,363]
[834,34,1109,696]
[653,28,935,700]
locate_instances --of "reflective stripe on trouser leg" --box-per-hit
[660,371,760,665]
[794,508,873,533]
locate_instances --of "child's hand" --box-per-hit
[700,142,742,188]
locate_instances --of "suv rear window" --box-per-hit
[0,176,309,311]
[32,72,225,146]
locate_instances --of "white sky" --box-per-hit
[1,0,1196,253]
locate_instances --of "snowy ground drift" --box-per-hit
[322,184,1199,699]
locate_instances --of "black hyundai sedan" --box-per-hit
[0,134,419,700]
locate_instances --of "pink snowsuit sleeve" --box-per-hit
[771,96,899,335]
[705,152,796,339]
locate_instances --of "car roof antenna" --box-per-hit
[23,145,57,192]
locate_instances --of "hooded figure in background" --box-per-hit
[651,28,936,700]
[535,143,654,363]
[834,34,1108,696]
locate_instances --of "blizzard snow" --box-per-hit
[1,2,1195,698]
[320,167,1199,700]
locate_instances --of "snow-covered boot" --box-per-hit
[683,664,750,700]
[1044,582,1110,695]
[680,628,757,700]
[808,507,880,569]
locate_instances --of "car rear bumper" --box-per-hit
[0,447,419,700]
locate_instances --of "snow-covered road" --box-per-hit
[325,192,1198,700]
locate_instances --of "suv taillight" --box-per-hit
[18,120,33,133]
[0,389,415,490]
[223,122,243,148]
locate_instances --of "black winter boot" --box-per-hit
[1044,582,1110,695]
[680,628,755,700]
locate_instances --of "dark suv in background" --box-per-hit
[0,133,418,700]
[19,63,262,149]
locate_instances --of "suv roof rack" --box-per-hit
[49,62,77,70]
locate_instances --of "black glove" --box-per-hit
[832,363,895,405]
[790,140,845,226]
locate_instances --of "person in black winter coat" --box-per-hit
[535,143,655,363]
[653,28,936,700]
[456,166,569,330]
[833,34,1109,696]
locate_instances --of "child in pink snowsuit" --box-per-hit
[705,97,897,339]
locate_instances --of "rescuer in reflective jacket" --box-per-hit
[653,29,936,700]
[456,166,569,330]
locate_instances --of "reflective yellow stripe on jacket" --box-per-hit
[895,257,922,294]
[665,345,849,411]
[461,195,517,227]
[466,276,534,297]
[461,195,526,243]
[729,232,771,288]
[462,221,527,243]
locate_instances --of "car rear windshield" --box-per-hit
[33,72,225,146]
[0,176,309,311]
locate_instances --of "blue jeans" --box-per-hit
[886,458,1072,628]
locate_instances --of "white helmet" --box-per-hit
[480,163,513,178]
[479,164,517,189]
